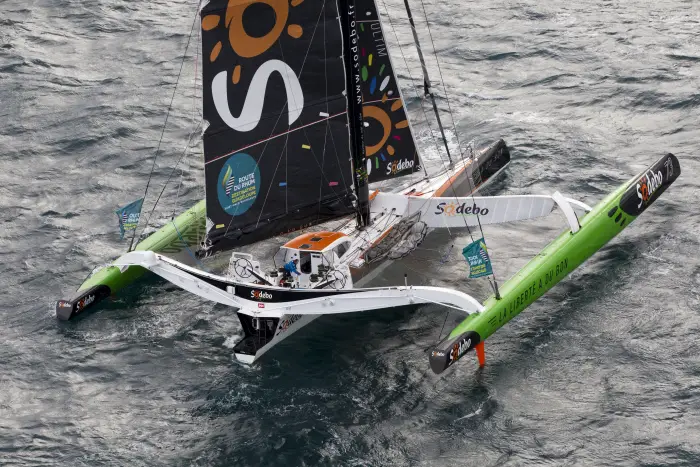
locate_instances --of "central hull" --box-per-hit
[233,314,319,364]
[231,142,511,363]
[231,250,391,363]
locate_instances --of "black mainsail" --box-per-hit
[356,0,423,183]
[200,0,358,253]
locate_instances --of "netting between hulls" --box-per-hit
[364,212,428,264]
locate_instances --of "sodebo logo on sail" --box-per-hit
[205,2,308,133]
[386,159,414,175]
[212,61,303,132]
[434,202,490,216]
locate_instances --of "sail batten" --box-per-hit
[200,0,357,253]
[205,110,349,166]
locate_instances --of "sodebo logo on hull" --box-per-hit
[636,169,663,208]
[275,314,303,336]
[435,202,490,216]
[76,294,95,311]
[450,337,472,363]
[620,153,680,217]
[251,290,273,301]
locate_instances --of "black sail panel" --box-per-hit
[356,1,422,183]
[201,0,355,253]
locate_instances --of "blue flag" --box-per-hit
[115,198,144,240]
[462,237,493,278]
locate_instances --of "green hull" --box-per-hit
[430,154,681,374]
[56,200,207,320]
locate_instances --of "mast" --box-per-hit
[340,0,371,227]
[402,0,453,165]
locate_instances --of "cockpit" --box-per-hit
[272,231,352,288]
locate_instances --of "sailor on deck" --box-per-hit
[284,256,302,277]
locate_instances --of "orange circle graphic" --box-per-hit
[226,0,289,58]
[362,105,392,157]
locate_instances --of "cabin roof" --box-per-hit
[283,231,348,252]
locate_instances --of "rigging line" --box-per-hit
[249,85,291,229]
[421,224,458,346]
[317,124,330,217]
[435,307,450,345]
[173,139,191,218]
[274,23,351,201]
[195,24,206,248]
[372,209,398,241]
[379,0,447,170]
[331,213,355,234]
[382,0,474,231]
[325,113,348,188]
[418,0,464,160]
[253,132,290,230]
[140,120,204,236]
[416,0,485,214]
[366,7,429,180]
[317,4,348,192]
[172,221,209,272]
[277,43,353,215]
[129,9,199,251]
[205,111,346,165]
[319,3,334,218]
[201,93,346,143]
[417,0,499,290]
[74,263,100,294]
[300,125,355,197]
[408,155,478,243]
[251,117,351,231]
[174,22,202,218]
[401,0,453,165]
[221,105,286,238]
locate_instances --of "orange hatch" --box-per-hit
[283,231,348,252]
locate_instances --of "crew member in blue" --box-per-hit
[284,256,302,277]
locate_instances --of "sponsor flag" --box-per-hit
[115,198,144,240]
[462,237,493,278]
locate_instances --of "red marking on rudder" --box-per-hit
[475,341,485,367]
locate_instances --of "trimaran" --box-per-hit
[56,0,681,371]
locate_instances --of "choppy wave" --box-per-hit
[1,0,699,465]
